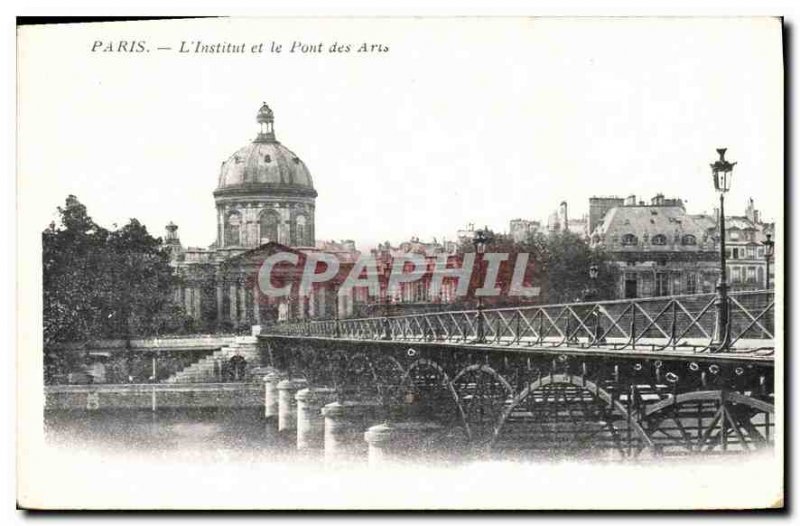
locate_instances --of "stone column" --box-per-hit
[263,370,287,419]
[296,387,338,450]
[218,206,224,247]
[307,288,316,319]
[337,293,346,320]
[364,421,444,465]
[216,281,224,327]
[253,282,261,325]
[321,400,382,462]
[277,378,308,432]
[317,287,327,319]
[193,286,202,323]
[184,286,194,318]
[229,282,238,324]
[239,283,248,326]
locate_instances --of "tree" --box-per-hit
[43,196,185,344]
[456,229,618,306]
[42,196,110,344]
[535,231,618,304]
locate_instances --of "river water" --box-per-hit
[38,407,780,509]
[45,408,305,463]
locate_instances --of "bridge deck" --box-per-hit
[268,291,776,366]
[267,334,775,365]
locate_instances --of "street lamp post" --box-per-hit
[710,148,735,352]
[587,263,605,345]
[472,228,493,343]
[381,258,392,340]
[763,233,774,290]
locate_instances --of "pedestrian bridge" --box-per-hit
[261,290,776,458]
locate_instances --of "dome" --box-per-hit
[215,104,317,198]
[217,142,315,191]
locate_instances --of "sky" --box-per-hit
[18,17,783,250]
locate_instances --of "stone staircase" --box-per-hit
[165,336,261,384]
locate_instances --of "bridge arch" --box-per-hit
[491,373,654,454]
[451,364,516,444]
[402,357,471,439]
[640,390,774,453]
[452,364,515,395]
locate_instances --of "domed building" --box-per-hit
[214,103,317,252]
[166,103,357,332]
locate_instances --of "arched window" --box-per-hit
[225,211,242,246]
[652,234,667,246]
[259,210,280,244]
[621,234,638,246]
[682,234,697,246]
[295,215,307,246]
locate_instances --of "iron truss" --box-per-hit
[263,291,777,459]
[264,337,775,459]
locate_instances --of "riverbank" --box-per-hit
[45,383,263,410]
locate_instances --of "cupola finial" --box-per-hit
[255,102,275,143]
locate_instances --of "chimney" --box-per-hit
[559,201,568,230]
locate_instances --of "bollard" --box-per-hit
[364,421,444,465]
[321,400,382,462]
[263,370,287,419]
[277,378,308,432]
[296,387,338,450]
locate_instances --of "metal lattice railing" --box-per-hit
[269,290,776,355]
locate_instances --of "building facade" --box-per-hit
[509,219,541,243]
[692,198,775,291]
[589,194,720,299]
[547,201,588,238]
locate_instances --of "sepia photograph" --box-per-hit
[16,16,784,510]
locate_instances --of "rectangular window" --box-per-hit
[624,273,637,299]
[686,273,698,294]
[655,272,669,297]
[732,248,740,259]
[640,274,653,297]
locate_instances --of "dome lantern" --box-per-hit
[255,102,275,143]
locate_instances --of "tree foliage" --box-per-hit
[43,195,185,344]
[457,229,618,305]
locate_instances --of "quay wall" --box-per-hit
[45,383,263,410]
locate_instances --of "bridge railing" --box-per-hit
[270,290,775,354]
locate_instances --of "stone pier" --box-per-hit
[295,387,338,450]
[364,421,445,465]
[277,378,308,432]
[263,370,287,419]
[321,400,382,462]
